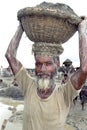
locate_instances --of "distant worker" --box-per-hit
[58,59,75,76]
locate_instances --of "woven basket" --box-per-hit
[17,2,81,44]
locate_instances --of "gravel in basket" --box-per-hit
[17,2,81,44]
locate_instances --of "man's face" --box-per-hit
[35,56,57,90]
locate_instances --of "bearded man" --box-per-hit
[5,17,87,130]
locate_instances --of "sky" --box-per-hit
[0,0,87,68]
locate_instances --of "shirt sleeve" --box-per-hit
[15,66,34,95]
[62,79,80,103]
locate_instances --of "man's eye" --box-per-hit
[36,63,39,66]
[36,63,41,67]
[46,62,52,66]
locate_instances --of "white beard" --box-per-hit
[36,78,51,90]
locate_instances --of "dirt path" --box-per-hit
[67,99,87,130]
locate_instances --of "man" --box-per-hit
[60,59,75,75]
[79,84,87,110]
[5,17,87,130]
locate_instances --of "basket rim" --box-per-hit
[17,2,81,25]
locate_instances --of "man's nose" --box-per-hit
[41,64,47,72]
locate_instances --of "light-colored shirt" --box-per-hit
[15,67,79,130]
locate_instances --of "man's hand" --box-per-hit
[78,16,87,34]
[18,22,24,33]
[19,22,24,32]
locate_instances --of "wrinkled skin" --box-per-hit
[35,56,57,78]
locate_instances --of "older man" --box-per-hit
[5,17,87,130]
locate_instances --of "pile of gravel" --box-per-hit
[0,86,24,100]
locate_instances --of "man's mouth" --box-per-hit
[37,73,50,78]
[40,74,49,78]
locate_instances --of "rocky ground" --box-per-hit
[0,76,24,100]
[67,99,87,130]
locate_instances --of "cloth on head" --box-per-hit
[32,42,64,57]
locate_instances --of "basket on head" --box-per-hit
[17,2,81,44]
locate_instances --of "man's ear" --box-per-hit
[56,61,60,68]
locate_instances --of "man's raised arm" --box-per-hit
[5,23,24,75]
[71,17,87,90]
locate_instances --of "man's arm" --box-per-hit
[71,17,87,90]
[5,23,23,75]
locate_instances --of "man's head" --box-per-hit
[63,59,72,67]
[32,42,63,90]
[35,55,59,90]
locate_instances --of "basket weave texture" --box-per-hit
[17,2,81,44]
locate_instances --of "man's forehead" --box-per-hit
[35,56,54,62]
